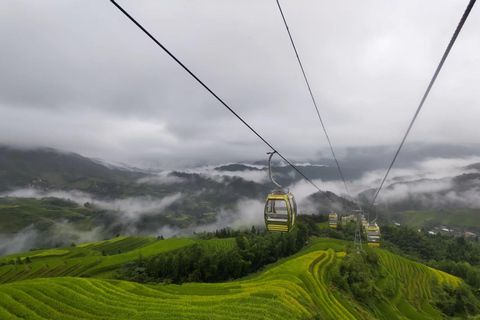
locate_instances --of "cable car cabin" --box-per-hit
[366,223,381,248]
[329,212,338,228]
[264,193,296,233]
[341,216,347,226]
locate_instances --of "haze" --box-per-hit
[0,0,479,168]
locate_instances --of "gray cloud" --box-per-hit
[0,1,479,168]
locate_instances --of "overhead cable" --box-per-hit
[109,0,344,209]
[275,0,354,204]
[370,0,476,207]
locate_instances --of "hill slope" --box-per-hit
[0,146,147,192]
[387,209,480,230]
[0,237,237,283]
[0,237,467,319]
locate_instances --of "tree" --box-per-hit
[235,235,249,251]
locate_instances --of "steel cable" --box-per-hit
[110,0,344,209]
[370,0,476,207]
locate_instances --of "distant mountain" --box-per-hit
[464,162,480,172]
[215,163,362,185]
[0,146,147,193]
[214,164,262,172]
[251,143,480,181]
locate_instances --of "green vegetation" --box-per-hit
[0,237,474,319]
[0,197,93,234]
[30,249,70,258]
[388,209,480,230]
[311,215,480,296]
[1,214,480,318]
[79,236,155,255]
[378,224,480,290]
[115,226,309,284]
[0,237,197,283]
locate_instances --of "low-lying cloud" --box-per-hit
[3,188,183,222]
[0,225,39,256]
[150,198,266,239]
[138,171,187,185]
[3,156,480,255]
[185,165,269,184]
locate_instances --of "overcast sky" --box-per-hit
[1,0,478,168]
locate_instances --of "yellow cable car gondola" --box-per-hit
[367,204,381,247]
[329,212,338,228]
[341,216,347,226]
[366,223,381,247]
[264,151,297,233]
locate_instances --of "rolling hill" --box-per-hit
[0,237,236,283]
[387,209,480,231]
[0,236,474,319]
[0,146,147,193]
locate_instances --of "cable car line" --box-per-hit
[109,0,344,210]
[275,0,354,204]
[369,0,476,208]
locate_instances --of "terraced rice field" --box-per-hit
[0,237,241,284]
[30,249,70,258]
[79,236,156,254]
[0,249,352,319]
[376,249,459,319]
[0,237,461,319]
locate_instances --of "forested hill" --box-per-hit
[215,163,363,183]
[0,146,147,192]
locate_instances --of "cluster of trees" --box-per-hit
[114,223,309,284]
[431,282,480,317]
[0,256,31,266]
[381,225,480,263]
[196,226,264,240]
[331,250,381,305]
[429,260,480,289]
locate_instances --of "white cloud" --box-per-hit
[0,225,39,256]
[3,189,183,222]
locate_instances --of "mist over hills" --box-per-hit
[2,143,480,254]
[312,143,480,179]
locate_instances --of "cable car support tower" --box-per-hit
[353,208,363,252]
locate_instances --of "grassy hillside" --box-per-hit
[388,209,480,230]
[0,197,94,234]
[0,237,469,319]
[0,237,238,283]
